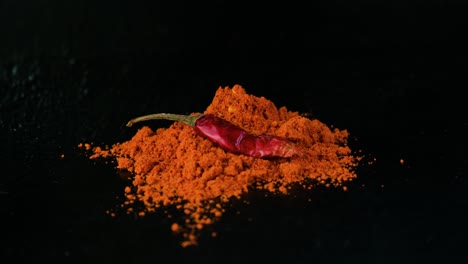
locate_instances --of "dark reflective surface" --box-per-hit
[1,1,467,262]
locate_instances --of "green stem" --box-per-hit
[126,113,204,127]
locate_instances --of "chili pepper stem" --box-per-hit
[126,113,204,127]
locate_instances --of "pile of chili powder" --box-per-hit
[85,85,360,247]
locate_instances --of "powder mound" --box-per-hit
[85,84,360,247]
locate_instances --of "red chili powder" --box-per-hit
[82,85,360,247]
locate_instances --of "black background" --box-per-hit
[1,0,467,263]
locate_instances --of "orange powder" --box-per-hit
[82,85,360,247]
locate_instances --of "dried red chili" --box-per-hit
[126,113,302,158]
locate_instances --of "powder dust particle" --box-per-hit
[83,84,361,247]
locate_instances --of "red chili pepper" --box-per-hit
[126,113,302,158]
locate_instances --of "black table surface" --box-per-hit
[1,1,467,263]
